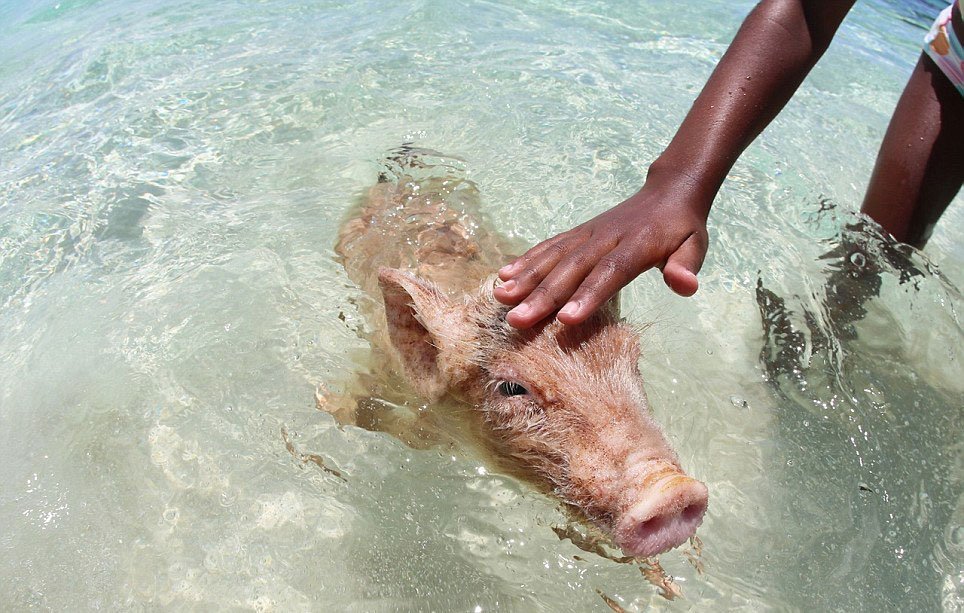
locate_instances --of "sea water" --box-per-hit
[0,0,960,610]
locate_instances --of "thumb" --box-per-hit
[661,232,707,297]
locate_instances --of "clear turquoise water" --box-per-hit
[0,0,960,610]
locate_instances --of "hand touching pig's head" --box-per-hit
[378,267,707,557]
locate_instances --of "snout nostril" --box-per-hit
[615,476,709,557]
[638,516,665,537]
[622,499,707,556]
[681,502,705,523]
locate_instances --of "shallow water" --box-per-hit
[0,0,961,610]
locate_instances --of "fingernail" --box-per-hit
[509,303,530,317]
[501,279,516,292]
[559,301,580,318]
[499,262,520,276]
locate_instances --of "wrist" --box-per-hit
[641,155,719,219]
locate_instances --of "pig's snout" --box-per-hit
[613,461,708,558]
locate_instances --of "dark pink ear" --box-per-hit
[377,268,453,401]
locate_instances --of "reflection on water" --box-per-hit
[0,0,961,610]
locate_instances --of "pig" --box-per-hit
[333,146,707,558]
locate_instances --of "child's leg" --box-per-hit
[861,53,964,248]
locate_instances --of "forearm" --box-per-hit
[495,0,859,327]
[648,0,856,213]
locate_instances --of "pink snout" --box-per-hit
[614,473,708,558]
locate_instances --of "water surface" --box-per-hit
[0,0,961,610]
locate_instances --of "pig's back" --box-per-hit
[336,149,513,297]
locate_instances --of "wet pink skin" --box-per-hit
[337,149,708,558]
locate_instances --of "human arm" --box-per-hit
[494,0,857,329]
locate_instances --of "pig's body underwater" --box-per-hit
[334,147,707,558]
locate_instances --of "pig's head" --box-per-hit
[378,267,708,558]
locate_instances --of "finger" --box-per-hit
[498,233,569,281]
[505,286,561,329]
[556,245,653,325]
[660,231,707,297]
[494,233,590,305]
[504,240,617,328]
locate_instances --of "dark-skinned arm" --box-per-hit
[495,0,856,329]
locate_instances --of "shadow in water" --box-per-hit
[755,220,961,610]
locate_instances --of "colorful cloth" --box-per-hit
[924,1,964,95]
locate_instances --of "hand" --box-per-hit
[494,178,710,329]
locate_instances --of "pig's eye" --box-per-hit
[496,381,528,397]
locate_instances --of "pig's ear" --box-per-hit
[377,267,459,402]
